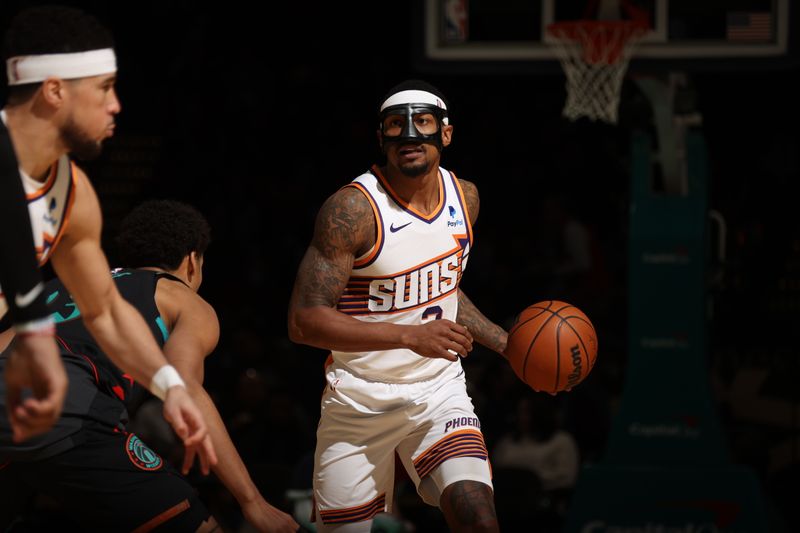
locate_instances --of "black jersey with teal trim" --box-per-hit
[46,267,169,404]
[0,268,174,462]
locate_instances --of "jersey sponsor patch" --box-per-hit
[447,204,464,228]
[126,434,163,471]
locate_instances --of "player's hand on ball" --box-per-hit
[162,385,218,475]
[405,319,473,361]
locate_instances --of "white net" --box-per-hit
[546,21,648,124]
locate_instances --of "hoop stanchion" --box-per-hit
[546,20,648,124]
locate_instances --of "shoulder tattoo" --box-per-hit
[295,187,375,308]
[459,179,480,225]
[313,186,376,257]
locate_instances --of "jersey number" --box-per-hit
[421,305,443,322]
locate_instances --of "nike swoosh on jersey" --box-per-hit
[14,282,44,308]
[389,222,412,233]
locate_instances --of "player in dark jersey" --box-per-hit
[0,200,299,532]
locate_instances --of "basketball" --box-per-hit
[505,301,598,393]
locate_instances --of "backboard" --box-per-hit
[416,0,795,73]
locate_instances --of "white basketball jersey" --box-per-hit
[332,164,474,382]
[0,113,76,318]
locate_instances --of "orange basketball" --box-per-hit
[505,301,598,393]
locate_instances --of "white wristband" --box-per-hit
[150,365,186,401]
[14,315,55,334]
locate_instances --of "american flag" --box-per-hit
[726,12,773,42]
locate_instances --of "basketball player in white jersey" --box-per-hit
[0,5,216,472]
[289,79,508,532]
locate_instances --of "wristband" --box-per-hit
[149,364,186,401]
[14,315,55,336]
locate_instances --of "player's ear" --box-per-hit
[441,124,454,148]
[40,77,66,108]
[187,252,199,277]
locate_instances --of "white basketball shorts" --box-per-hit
[313,361,492,526]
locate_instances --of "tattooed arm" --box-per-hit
[457,291,507,355]
[456,177,508,355]
[287,187,472,360]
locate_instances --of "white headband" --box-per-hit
[380,89,449,124]
[6,48,117,86]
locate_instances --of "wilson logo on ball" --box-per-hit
[566,345,583,388]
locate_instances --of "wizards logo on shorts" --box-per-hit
[125,434,163,471]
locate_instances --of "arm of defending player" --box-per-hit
[287,187,472,360]
[49,170,214,456]
[160,283,298,532]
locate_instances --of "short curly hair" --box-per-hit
[115,200,211,271]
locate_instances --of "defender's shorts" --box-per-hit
[314,362,492,526]
[0,421,210,532]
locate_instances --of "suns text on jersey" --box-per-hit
[367,244,470,313]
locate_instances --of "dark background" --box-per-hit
[2,1,798,531]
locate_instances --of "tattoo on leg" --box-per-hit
[443,481,498,529]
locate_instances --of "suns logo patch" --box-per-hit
[126,434,163,471]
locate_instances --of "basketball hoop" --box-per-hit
[546,19,649,124]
